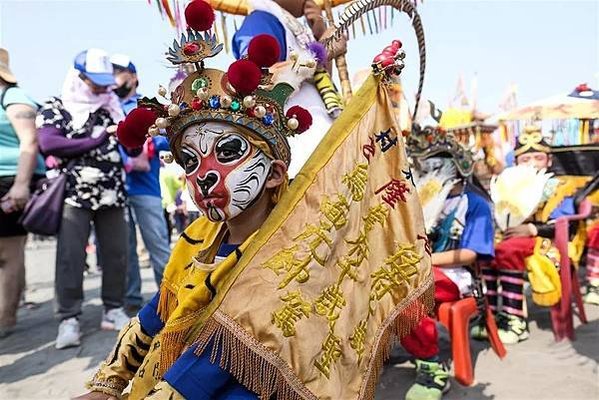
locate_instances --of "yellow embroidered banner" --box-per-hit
[192,75,434,400]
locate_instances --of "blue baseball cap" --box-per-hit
[74,48,115,86]
[110,54,137,74]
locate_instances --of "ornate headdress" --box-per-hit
[117,0,314,166]
[514,125,551,157]
[407,124,475,177]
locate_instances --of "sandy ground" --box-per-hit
[0,239,597,400]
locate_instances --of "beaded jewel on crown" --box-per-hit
[134,0,314,166]
[407,124,475,177]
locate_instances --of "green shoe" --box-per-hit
[497,312,529,345]
[583,283,599,306]
[470,323,488,341]
[405,359,450,400]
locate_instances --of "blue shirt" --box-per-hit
[121,93,140,115]
[138,243,256,399]
[118,93,170,198]
[433,189,495,260]
[459,190,495,259]
[119,136,170,198]
[0,87,45,176]
[232,10,287,61]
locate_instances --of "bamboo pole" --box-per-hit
[323,0,352,102]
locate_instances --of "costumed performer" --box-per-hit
[481,126,576,344]
[232,0,345,177]
[76,0,433,399]
[401,125,494,400]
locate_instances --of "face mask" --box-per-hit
[420,157,458,180]
[179,121,272,222]
[113,82,132,99]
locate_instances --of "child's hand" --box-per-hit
[504,224,537,238]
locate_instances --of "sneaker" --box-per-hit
[56,318,81,349]
[405,359,450,400]
[0,325,15,339]
[583,283,599,306]
[101,307,130,331]
[470,323,488,341]
[497,312,529,345]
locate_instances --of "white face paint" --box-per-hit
[179,121,272,222]
[420,157,457,178]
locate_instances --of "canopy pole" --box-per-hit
[323,0,353,102]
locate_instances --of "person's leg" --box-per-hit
[164,208,173,242]
[55,205,92,321]
[491,236,533,344]
[481,268,499,313]
[125,205,144,309]
[54,205,92,349]
[584,247,599,304]
[584,225,599,305]
[402,267,459,400]
[94,207,128,312]
[471,267,499,340]
[0,235,27,335]
[131,196,171,287]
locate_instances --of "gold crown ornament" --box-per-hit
[117,0,315,167]
[514,125,551,157]
[407,124,475,177]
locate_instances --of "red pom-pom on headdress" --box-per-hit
[247,34,281,68]
[185,0,215,32]
[117,108,157,149]
[576,83,590,93]
[286,106,312,133]
[227,60,261,95]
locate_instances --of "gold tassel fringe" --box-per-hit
[360,276,435,399]
[190,273,434,400]
[157,284,178,323]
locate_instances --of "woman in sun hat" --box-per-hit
[36,48,130,349]
[0,47,45,338]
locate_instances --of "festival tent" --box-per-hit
[496,93,599,121]
[493,85,599,147]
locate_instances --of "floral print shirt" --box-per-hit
[37,97,126,210]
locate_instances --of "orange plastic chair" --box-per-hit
[437,264,507,386]
[550,198,591,341]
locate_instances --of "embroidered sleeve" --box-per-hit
[86,317,152,398]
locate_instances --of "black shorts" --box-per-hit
[0,175,43,237]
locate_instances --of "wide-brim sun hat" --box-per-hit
[0,48,17,84]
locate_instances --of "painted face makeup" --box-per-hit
[179,121,273,222]
[420,157,456,177]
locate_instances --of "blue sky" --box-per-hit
[0,0,597,114]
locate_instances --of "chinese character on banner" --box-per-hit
[320,194,351,230]
[314,329,343,378]
[362,136,376,162]
[375,128,398,152]
[314,284,346,323]
[342,163,369,202]
[294,222,334,266]
[271,291,312,337]
[402,167,415,186]
[375,178,411,208]
[262,245,312,289]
